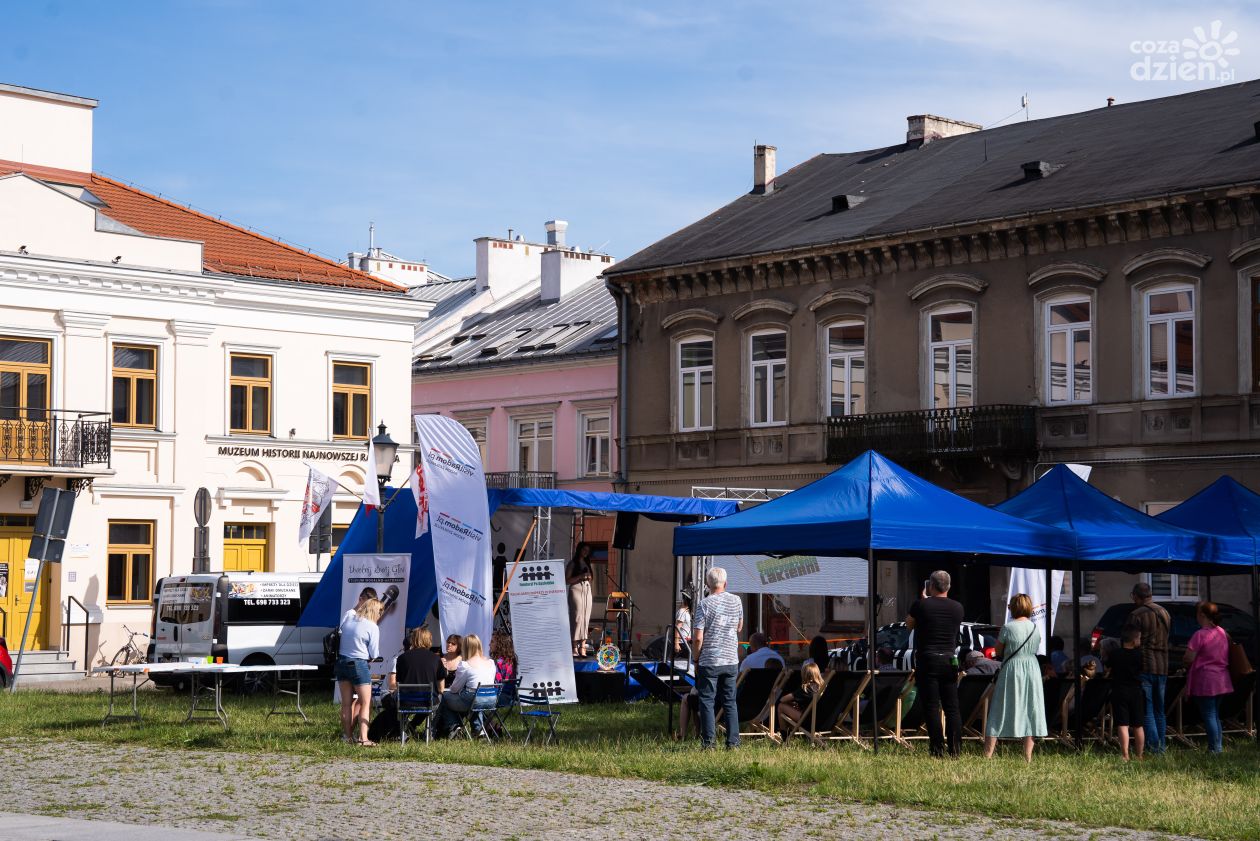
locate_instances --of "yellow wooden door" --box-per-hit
[222,524,268,572]
[0,525,49,649]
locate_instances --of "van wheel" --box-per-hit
[234,655,275,695]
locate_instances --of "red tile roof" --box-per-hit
[0,159,404,292]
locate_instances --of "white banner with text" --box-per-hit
[716,554,868,596]
[507,559,577,704]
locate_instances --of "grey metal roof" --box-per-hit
[609,81,1260,276]
[409,276,476,303]
[413,276,617,373]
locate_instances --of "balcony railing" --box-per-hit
[0,408,112,469]
[826,404,1038,465]
[484,470,557,489]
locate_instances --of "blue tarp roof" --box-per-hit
[297,487,438,629]
[994,466,1252,572]
[487,488,738,521]
[1156,476,1260,565]
[671,451,1077,562]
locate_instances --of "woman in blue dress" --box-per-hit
[984,593,1046,762]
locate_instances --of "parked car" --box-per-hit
[0,635,11,687]
[1091,600,1258,669]
[833,621,999,671]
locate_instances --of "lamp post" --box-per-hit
[370,421,400,552]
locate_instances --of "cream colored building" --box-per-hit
[0,83,430,672]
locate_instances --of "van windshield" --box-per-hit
[158,583,213,625]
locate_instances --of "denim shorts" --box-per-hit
[335,655,371,686]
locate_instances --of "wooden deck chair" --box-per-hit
[1041,677,1072,737]
[958,674,997,739]
[889,671,930,748]
[863,671,916,749]
[1219,671,1257,739]
[736,666,788,741]
[1057,677,1111,747]
[780,670,869,747]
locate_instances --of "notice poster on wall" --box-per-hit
[507,559,577,704]
[717,554,868,597]
[341,553,411,672]
[0,562,7,599]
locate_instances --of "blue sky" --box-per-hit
[4,1,1258,277]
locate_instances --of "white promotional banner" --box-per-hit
[297,466,335,545]
[507,559,577,704]
[1006,567,1064,655]
[341,553,411,670]
[414,414,493,645]
[717,554,868,596]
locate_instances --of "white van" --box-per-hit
[150,572,331,689]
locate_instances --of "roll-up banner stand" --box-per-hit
[507,559,577,703]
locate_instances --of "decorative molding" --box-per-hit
[1228,238,1260,264]
[1122,247,1211,277]
[732,298,797,321]
[58,309,111,337]
[907,272,988,301]
[216,486,288,511]
[660,307,721,330]
[807,288,872,311]
[169,319,216,345]
[90,482,185,502]
[1026,261,1107,288]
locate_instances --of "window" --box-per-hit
[749,331,787,426]
[929,308,974,408]
[1145,286,1195,397]
[826,322,865,416]
[229,354,271,435]
[331,362,371,440]
[107,520,154,604]
[458,418,489,466]
[677,338,713,432]
[1044,299,1091,404]
[581,412,611,477]
[0,336,50,420]
[513,416,553,472]
[330,525,349,556]
[112,344,157,428]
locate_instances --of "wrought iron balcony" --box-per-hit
[485,470,557,489]
[0,408,112,469]
[826,404,1038,465]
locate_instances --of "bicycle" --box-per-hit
[110,624,149,666]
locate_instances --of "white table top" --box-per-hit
[93,663,319,675]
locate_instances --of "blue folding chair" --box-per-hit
[396,683,439,745]
[519,690,561,745]
[453,683,501,741]
[492,677,521,741]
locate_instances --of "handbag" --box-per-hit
[1226,632,1253,682]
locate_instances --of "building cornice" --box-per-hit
[606,184,1260,305]
[660,307,721,329]
[807,288,872,310]
[732,299,797,321]
[1026,261,1107,288]
[907,272,988,301]
[58,309,111,336]
[1121,247,1211,277]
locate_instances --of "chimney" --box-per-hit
[752,144,776,194]
[545,220,568,247]
[906,114,981,146]
[0,83,98,173]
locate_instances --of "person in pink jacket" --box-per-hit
[1183,601,1234,754]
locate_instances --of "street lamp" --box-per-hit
[371,421,399,552]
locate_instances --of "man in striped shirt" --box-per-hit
[692,566,744,749]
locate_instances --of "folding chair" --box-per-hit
[1057,677,1111,747]
[396,683,438,745]
[780,670,870,747]
[735,666,788,741]
[958,674,997,739]
[519,689,562,745]
[452,684,501,742]
[863,671,915,749]
[1219,671,1257,740]
[491,676,521,741]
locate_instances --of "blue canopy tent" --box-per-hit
[488,487,738,520]
[298,487,439,631]
[1156,476,1260,674]
[671,450,1077,751]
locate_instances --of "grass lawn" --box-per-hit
[2,687,1258,840]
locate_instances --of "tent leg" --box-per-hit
[1044,566,1053,650]
[668,554,678,738]
[868,547,878,755]
[1072,561,1083,750]
[1252,564,1259,745]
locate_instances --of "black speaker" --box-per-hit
[575,669,626,703]
[612,511,639,550]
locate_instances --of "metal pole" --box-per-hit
[376,478,386,553]
[667,554,678,737]
[1071,560,1083,749]
[868,547,878,754]
[1252,564,1259,745]
[1044,566,1053,649]
[9,557,47,693]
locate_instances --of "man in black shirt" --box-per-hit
[905,570,964,757]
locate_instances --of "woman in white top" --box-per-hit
[435,633,497,737]
[336,598,383,746]
[673,590,693,661]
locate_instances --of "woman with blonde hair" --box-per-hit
[337,598,383,746]
[984,593,1046,761]
[776,661,825,732]
[435,633,498,737]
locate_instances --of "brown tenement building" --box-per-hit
[604,82,1260,647]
